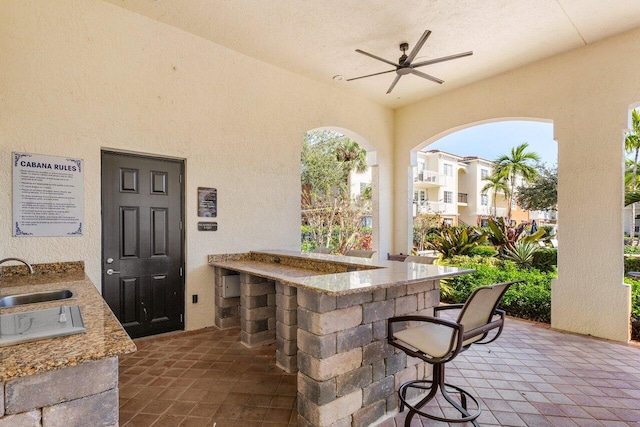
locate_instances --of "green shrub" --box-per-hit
[540,225,555,238]
[440,256,554,323]
[532,248,557,273]
[625,245,640,255]
[467,245,498,258]
[624,277,640,341]
[624,256,640,273]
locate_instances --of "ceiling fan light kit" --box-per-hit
[347,30,473,94]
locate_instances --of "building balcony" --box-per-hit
[414,170,447,187]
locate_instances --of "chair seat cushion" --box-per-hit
[393,322,456,358]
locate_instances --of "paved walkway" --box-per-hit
[118,318,640,426]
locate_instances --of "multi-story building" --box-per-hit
[413,150,556,227]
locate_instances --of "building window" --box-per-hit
[414,190,426,202]
[444,191,452,204]
[480,218,489,227]
[443,163,453,176]
[481,169,489,179]
[481,194,488,206]
[443,218,453,225]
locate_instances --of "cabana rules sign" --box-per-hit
[13,152,84,237]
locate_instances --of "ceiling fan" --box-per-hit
[347,30,473,94]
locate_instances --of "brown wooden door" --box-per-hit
[101,151,185,338]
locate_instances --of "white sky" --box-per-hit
[425,121,557,166]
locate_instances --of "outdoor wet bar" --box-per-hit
[208,250,473,427]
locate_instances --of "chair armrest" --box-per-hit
[433,304,464,316]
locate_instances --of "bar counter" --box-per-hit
[209,250,473,427]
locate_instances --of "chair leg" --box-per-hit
[398,363,481,425]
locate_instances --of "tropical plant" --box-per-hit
[503,241,538,268]
[493,143,541,221]
[427,226,487,259]
[485,217,546,254]
[625,109,640,245]
[481,174,509,217]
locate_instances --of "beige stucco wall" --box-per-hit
[0,0,394,330]
[395,29,640,342]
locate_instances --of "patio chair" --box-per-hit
[388,280,520,426]
[344,249,376,258]
[313,246,332,254]
[404,255,437,264]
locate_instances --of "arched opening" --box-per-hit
[409,118,560,327]
[623,104,640,341]
[300,127,379,256]
[410,119,557,251]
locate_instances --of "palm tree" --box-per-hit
[493,143,540,222]
[625,109,640,245]
[481,175,510,218]
[335,139,368,192]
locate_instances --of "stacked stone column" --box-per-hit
[296,280,440,427]
[276,281,298,373]
[239,273,276,347]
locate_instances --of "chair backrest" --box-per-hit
[456,281,515,344]
[313,246,332,254]
[344,249,376,258]
[403,255,436,264]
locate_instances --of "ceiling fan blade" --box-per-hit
[405,30,432,64]
[411,69,444,84]
[411,51,473,68]
[355,49,399,67]
[386,74,402,94]
[346,69,396,81]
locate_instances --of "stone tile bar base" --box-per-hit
[296,280,440,427]
[0,357,119,427]
[213,267,241,329]
[240,273,276,347]
[276,281,298,373]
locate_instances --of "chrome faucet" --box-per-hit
[0,258,35,281]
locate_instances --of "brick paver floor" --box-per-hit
[118,318,640,426]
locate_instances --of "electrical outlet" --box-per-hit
[192,294,198,304]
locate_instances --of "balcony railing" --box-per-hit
[477,206,507,217]
[529,210,558,221]
[413,201,446,216]
[458,193,468,204]
[414,170,447,186]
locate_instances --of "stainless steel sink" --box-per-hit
[0,305,86,347]
[0,289,76,308]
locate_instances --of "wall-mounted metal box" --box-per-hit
[222,274,240,298]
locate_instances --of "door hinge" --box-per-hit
[180,314,183,322]
[179,221,183,230]
[179,174,183,184]
[180,267,184,276]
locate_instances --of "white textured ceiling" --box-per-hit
[102,0,640,109]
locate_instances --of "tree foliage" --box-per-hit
[516,163,557,211]
[301,130,367,192]
[300,130,371,254]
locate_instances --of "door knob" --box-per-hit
[106,268,120,275]
[106,258,114,264]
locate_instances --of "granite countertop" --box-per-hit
[208,250,474,296]
[0,262,136,382]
